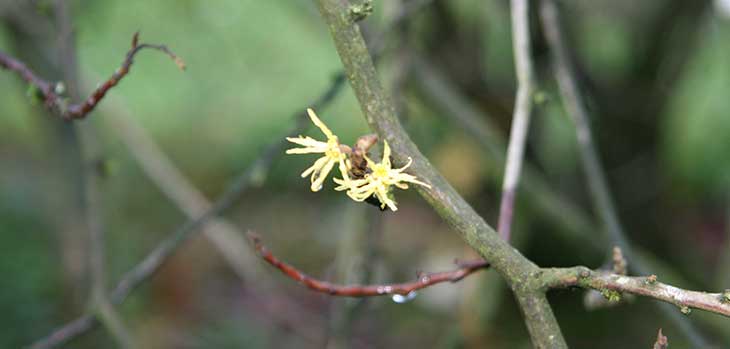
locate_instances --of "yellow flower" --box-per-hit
[334,140,430,211]
[286,108,351,192]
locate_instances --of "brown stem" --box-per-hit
[248,233,489,297]
[0,32,183,120]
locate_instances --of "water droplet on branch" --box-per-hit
[392,291,418,304]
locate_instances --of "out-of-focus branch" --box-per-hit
[249,233,489,297]
[497,0,536,242]
[0,32,183,120]
[544,267,730,318]
[29,128,285,349]
[54,0,132,347]
[314,0,567,347]
[98,85,277,284]
[539,0,711,345]
[411,55,600,253]
[539,0,628,262]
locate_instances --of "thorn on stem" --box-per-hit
[131,31,140,48]
[612,246,627,275]
[653,328,668,349]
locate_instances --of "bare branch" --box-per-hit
[0,32,183,120]
[0,50,55,95]
[497,0,537,241]
[411,55,600,251]
[539,0,711,345]
[314,0,567,347]
[248,233,489,297]
[545,267,730,318]
[54,0,133,346]
[28,131,282,349]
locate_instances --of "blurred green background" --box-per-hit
[1,0,729,347]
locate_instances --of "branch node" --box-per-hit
[679,305,691,315]
[611,246,627,275]
[653,328,668,349]
[645,274,658,285]
[348,0,373,22]
[0,32,184,120]
[721,289,730,304]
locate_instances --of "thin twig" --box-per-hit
[325,206,384,348]
[497,0,536,241]
[538,0,628,260]
[0,31,183,120]
[249,233,489,297]
[544,267,730,318]
[539,0,711,346]
[411,55,600,252]
[54,0,133,347]
[98,90,269,283]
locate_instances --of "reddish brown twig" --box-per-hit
[0,51,54,97]
[248,233,490,297]
[0,32,184,120]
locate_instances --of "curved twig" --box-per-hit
[0,32,183,120]
[248,233,490,297]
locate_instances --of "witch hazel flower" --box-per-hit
[286,108,429,211]
[286,108,351,191]
[334,140,430,211]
